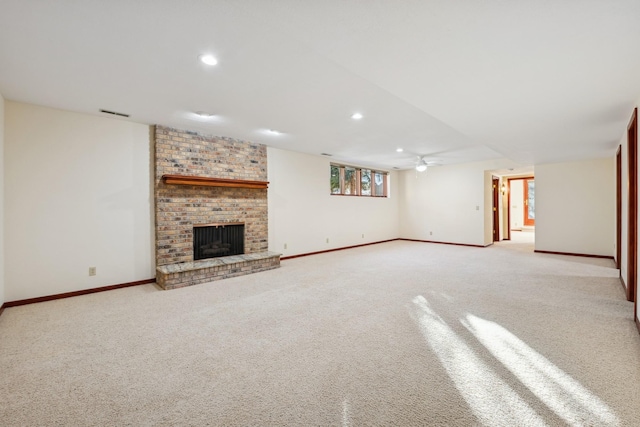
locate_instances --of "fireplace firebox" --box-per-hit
[193,223,244,261]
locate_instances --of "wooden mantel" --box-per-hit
[161,174,269,189]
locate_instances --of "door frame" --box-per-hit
[628,108,638,308]
[505,179,511,241]
[492,176,500,242]
[617,145,622,271]
[506,176,534,234]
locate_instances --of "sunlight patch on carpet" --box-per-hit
[342,398,351,427]
[462,314,620,427]
[412,295,547,426]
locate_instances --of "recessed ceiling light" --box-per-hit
[258,128,286,137]
[186,111,225,123]
[396,148,404,152]
[198,54,218,66]
[351,112,363,120]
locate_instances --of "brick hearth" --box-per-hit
[156,252,281,290]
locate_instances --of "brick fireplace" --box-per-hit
[154,125,280,289]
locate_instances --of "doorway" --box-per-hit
[508,177,535,241]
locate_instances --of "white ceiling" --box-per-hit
[1,1,639,171]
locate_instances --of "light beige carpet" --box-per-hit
[1,238,639,426]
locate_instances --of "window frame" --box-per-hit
[330,163,389,197]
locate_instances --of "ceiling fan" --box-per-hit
[415,155,440,172]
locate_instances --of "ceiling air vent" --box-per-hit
[321,153,333,157]
[100,109,130,118]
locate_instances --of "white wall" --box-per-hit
[398,159,520,246]
[267,147,400,257]
[535,158,615,256]
[510,179,525,230]
[399,163,483,245]
[5,102,154,301]
[0,93,4,307]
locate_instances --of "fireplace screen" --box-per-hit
[193,223,244,260]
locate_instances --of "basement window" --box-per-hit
[330,164,389,197]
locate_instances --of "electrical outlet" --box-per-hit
[284,243,287,249]
[476,205,480,211]
[430,231,433,235]
[89,267,96,276]
[362,233,364,238]
[326,238,329,243]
